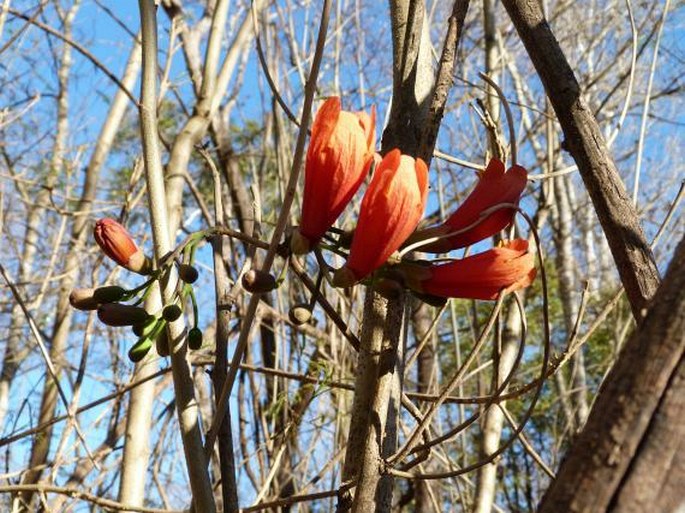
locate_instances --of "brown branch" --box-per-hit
[416,0,470,163]
[501,0,661,319]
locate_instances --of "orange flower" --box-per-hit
[415,158,527,253]
[291,97,376,254]
[333,149,428,286]
[94,218,151,275]
[403,239,536,300]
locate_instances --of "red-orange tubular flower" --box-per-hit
[415,158,527,253]
[333,149,428,287]
[94,218,152,275]
[291,97,376,254]
[405,239,536,300]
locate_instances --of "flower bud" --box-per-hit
[69,288,100,311]
[128,337,152,363]
[162,304,183,322]
[178,264,199,284]
[94,218,152,275]
[97,303,151,327]
[93,285,127,303]
[288,304,312,325]
[242,269,277,293]
[156,329,170,357]
[188,327,203,350]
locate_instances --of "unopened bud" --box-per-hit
[178,264,199,284]
[332,266,358,288]
[188,327,203,350]
[162,304,183,322]
[93,218,152,275]
[98,303,151,327]
[289,304,312,325]
[156,329,170,357]
[128,337,152,363]
[69,288,100,311]
[93,286,127,303]
[242,269,277,293]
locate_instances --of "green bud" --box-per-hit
[93,285,127,303]
[288,304,312,325]
[156,329,170,357]
[132,316,160,337]
[162,304,183,322]
[128,337,152,362]
[188,327,203,350]
[178,264,199,284]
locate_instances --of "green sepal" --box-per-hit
[128,337,153,362]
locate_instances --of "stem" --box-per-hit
[136,1,216,511]
[203,0,332,461]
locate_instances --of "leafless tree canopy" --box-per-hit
[0,1,682,512]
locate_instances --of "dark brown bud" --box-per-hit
[188,327,203,350]
[69,288,100,311]
[93,285,127,303]
[162,304,183,322]
[288,304,312,325]
[242,269,277,293]
[98,303,151,327]
[178,264,199,284]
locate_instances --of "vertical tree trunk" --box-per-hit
[551,174,589,429]
[501,0,660,319]
[17,4,81,508]
[538,233,685,512]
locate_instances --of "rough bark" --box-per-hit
[501,0,661,319]
[537,233,685,512]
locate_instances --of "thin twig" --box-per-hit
[203,0,332,459]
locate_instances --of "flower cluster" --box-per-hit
[70,218,203,362]
[292,96,536,301]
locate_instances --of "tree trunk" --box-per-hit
[501,0,660,320]
[538,233,685,512]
